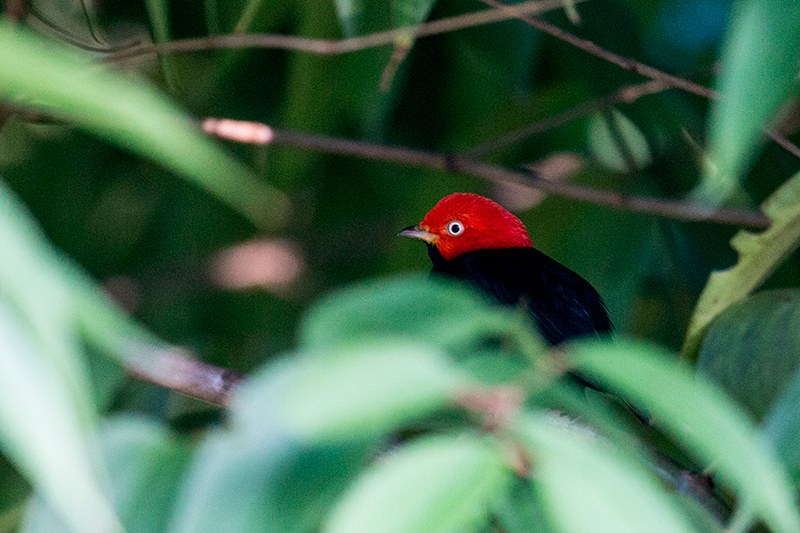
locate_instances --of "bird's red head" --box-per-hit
[399,193,533,261]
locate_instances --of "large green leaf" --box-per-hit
[299,275,543,361]
[683,169,800,359]
[696,0,800,205]
[572,340,800,533]
[0,21,287,228]
[168,358,377,533]
[21,416,191,533]
[324,433,512,533]
[0,303,120,533]
[517,414,693,533]
[764,366,800,486]
[698,289,800,420]
[282,342,471,442]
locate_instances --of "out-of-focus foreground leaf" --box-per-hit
[324,434,512,533]
[517,414,693,533]
[682,169,800,359]
[283,342,470,442]
[696,0,800,205]
[0,303,120,533]
[0,20,287,228]
[698,290,800,420]
[21,416,191,533]
[573,340,800,533]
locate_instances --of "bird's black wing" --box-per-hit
[429,246,612,346]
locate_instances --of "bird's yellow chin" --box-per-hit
[398,224,438,244]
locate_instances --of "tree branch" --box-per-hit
[202,118,770,228]
[104,0,588,62]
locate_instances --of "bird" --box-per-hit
[399,193,612,346]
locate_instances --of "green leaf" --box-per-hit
[299,275,542,360]
[333,0,365,37]
[698,289,800,420]
[683,169,800,359]
[572,340,800,533]
[0,303,120,533]
[21,416,191,533]
[282,341,470,441]
[493,477,554,533]
[0,21,288,228]
[588,110,652,173]
[697,0,800,205]
[324,434,513,533]
[517,414,693,533]
[764,366,800,485]
[169,359,377,533]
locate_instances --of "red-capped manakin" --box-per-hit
[399,193,612,346]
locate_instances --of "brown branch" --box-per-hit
[125,343,245,407]
[477,0,715,99]
[466,79,666,157]
[105,0,588,62]
[202,118,770,228]
[477,0,800,162]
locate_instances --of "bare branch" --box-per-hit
[104,0,589,62]
[467,79,666,157]
[202,119,770,228]
[125,343,245,407]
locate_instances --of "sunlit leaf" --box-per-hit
[0,303,120,533]
[324,434,512,533]
[683,169,800,359]
[0,21,288,228]
[697,0,800,205]
[572,340,800,533]
[698,289,800,419]
[21,416,191,533]
[517,414,693,533]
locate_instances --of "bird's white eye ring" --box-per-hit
[446,221,464,236]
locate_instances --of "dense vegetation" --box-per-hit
[1,0,800,531]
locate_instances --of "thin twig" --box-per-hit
[477,0,715,99]
[466,79,666,157]
[478,0,800,161]
[202,118,770,228]
[104,0,589,62]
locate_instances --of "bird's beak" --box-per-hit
[398,224,437,244]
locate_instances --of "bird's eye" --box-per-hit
[446,221,464,236]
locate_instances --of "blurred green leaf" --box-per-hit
[698,289,800,420]
[169,357,377,533]
[0,21,288,228]
[683,169,800,359]
[572,340,800,533]
[0,179,96,426]
[517,413,693,533]
[764,366,800,486]
[283,342,471,441]
[299,275,543,360]
[588,110,652,173]
[0,303,120,533]
[21,416,191,533]
[324,433,512,533]
[697,0,800,205]
[493,477,553,533]
[333,0,364,37]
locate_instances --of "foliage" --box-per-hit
[2,0,800,532]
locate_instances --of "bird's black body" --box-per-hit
[428,245,612,346]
